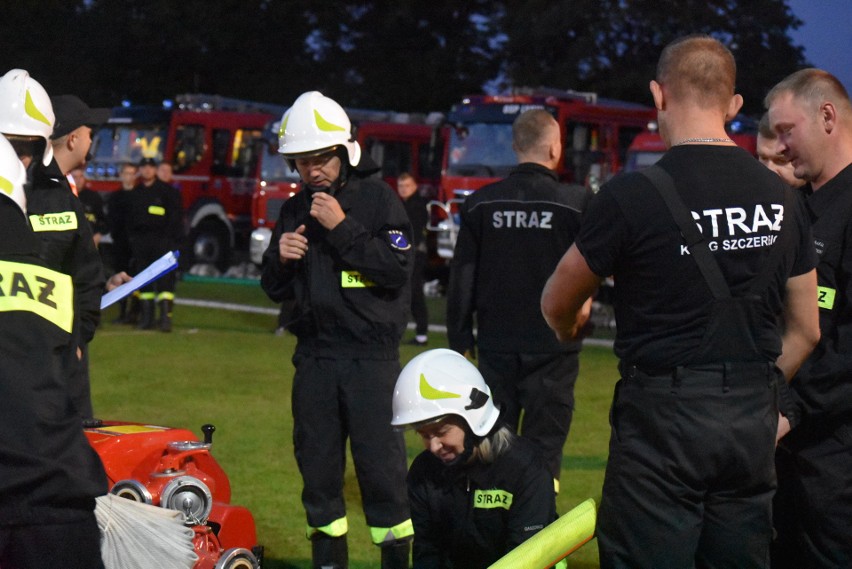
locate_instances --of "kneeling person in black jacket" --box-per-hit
[392,349,557,569]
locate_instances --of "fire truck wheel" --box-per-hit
[214,547,259,569]
[190,221,231,272]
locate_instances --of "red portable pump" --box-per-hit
[85,420,262,569]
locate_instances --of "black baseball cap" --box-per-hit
[139,157,157,167]
[50,95,110,139]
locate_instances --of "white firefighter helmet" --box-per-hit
[0,134,28,216]
[392,349,500,436]
[0,69,55,166]
[277,91,361,167]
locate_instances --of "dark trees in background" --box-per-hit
[0,0,808,115]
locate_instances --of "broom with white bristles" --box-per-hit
[95,494,198,569]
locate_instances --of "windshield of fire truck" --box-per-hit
[446,123,516,178]
[89,123,167,178]
[259,148,300,183]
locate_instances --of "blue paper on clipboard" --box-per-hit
[100,251,180,310]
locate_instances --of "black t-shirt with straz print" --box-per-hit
[576,145,816,369]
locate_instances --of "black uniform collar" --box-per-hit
[803,163,852,220]
[511,162,558,181]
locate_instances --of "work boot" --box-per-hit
[311,534,348,569]
[137,299,155,330]
[380,539,411,569]
[158,299,173,332]
[125,295,140,325]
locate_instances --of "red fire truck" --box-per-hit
[429,88,656,260]
[248,112,447,265]
[624,115,759,172]
[87,94,285,270]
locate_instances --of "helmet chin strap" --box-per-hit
[305,180,341,196]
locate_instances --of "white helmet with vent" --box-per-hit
[0,134,27,215]
[277,91,361,167]
[0,69,55,166]
[392,349,500,436]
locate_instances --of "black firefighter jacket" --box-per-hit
[261,168,413,359]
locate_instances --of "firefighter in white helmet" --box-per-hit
[0,70,107,421]
[261,91,414,569]
[392,349,558,569]
[0,133,108,569]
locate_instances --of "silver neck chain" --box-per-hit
[672,137,734,146]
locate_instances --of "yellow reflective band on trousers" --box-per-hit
[818,286,836,310]
[306,516,348,539]
[139,292,156,300]
[369,518,414,545]
[156,291,174,301]
[341,270,376,288]
[148,205,166,216]
[0,259,73,333]
[473,488,513,510]
[29,211,78,232]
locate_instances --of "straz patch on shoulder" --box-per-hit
[341,270,376,288]
[473,488,513,510]
[29,211,77,232]
[387,230,411,251]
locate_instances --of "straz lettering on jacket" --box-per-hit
[473,489,514,510]
[492,210,553,229]
[0,260,73,332]
[341,270,376,288]
[681,202,783,256]
[28,211,78,232]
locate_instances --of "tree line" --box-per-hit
[2,0,808,116]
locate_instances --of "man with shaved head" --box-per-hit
[542,36,819,567]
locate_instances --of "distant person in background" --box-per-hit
[757,112,806,189]
[397,171,430,345]
[157,160,180,191]
[108,162,138,324]
[765,67,852,569]
[126,157,183,332]
[70,167,108,247]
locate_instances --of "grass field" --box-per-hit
[89,278,619,568]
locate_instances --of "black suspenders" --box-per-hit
[640,164,793,300]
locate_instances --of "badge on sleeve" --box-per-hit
[387,230,411,251]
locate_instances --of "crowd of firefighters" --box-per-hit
[2,29,852,569]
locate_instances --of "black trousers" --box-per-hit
[0,515,104,569]
[597,363,779,569]
[410,251,429,336]
[478,350,578,482]
[291,354,410,535]
[771,419,852,569]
